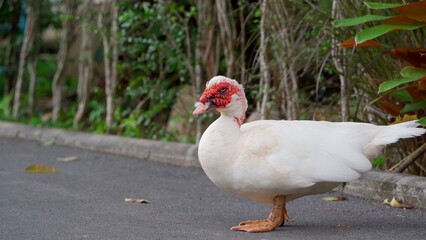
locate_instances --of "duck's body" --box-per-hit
[199,116,422,204]
[193,76,425,232]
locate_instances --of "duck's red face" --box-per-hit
[193,80,240,117]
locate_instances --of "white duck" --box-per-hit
[193,76,425,233]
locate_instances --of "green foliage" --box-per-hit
[418,116,426,126]
[355,23,424,44]
[0,93,12,119]
[401,100,426,113]
[332,15,391,28]
[333,1,426,123]
[363,2,403,10]
[87,88,106,134]
[116,1,192,141]
[39,1,61,29]
[333,1,426,174]
[390,89,413,102]
[0,1,198,142]
[379,65,426,93]
[35,58,57,98]
[3,0,421,146]
[372,155,387,168]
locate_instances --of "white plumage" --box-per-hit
[193,76,425,232]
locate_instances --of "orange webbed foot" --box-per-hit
[230,195,289,233]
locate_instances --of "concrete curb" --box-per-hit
[0,120,425,208]
[0,121,199,167]
[341,171,426,209]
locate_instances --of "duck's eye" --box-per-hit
[219,87,227,96]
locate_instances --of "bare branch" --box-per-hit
[389,142,426,173]
[13,0,40,118]
[331,0,350,121]
[52,0,74,121]
[74,0,94,128]
[216,0,236,77]
[259,0,271,120]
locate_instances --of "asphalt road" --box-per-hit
[1,136,425,240]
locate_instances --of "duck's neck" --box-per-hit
[213,114,242,136]
[232,113,245,127]
[220,96,247,127]
[197,114,241,191]
[199,113,242,155]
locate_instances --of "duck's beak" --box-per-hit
[193,101,215,117]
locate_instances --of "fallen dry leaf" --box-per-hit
[40,139,55,147]
[325,208,344,212]
[57,156,78,162]
[336,224,349,229]
[322,196,348,201]
[125,198,150,204]
[25,165,58,173]
[391,114,419,124]
[339,38,382,48]
[383,197,414,209]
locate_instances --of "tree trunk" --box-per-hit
[3,0,21,97]
[269,1,302,120]
[279,65,301,120]
[238,2,247,84]
[280,66,291,118]
[194,0,206,143]
[288,64,300,120]
[259,0,270,120]
[52,0,74,122]
[110,1,118,131]
[28,55,38,115]
[28,5,41,116]
[98,0,118,132]
[74,0,93,128]
[216,0,236,77]
[13,0,40,118]
[98,0,117,132]
[194,0,216,143]
[161,0,216,143]
[331,0,350,121]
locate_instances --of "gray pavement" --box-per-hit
[2,120,426,209]
[1,136,426,240]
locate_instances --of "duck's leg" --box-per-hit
[281,204,290,225]
[230,195,287,233]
